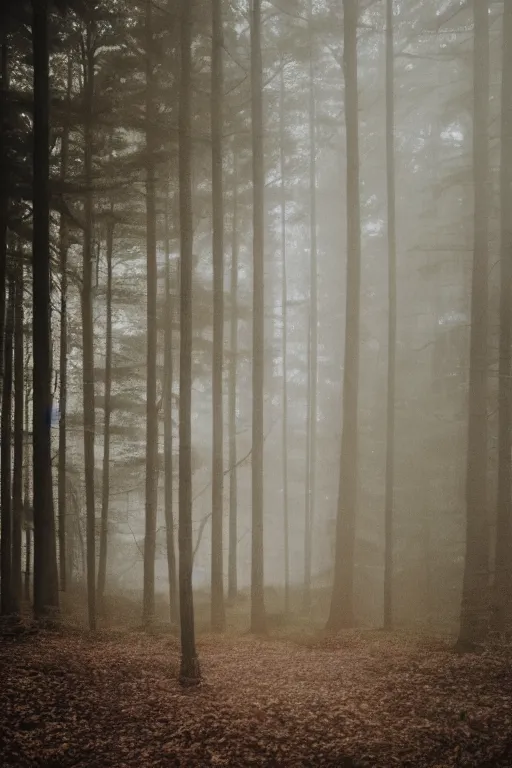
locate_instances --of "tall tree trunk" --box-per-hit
[24,346,31,602]
[12,261,23,612]
[163,189,178,624]
[250,0,266,635]
[304,312,311,612]
[326,0,361,631]
[97,217,114,610]
[279,66,289,615]
[1,279,14,615]
[58,54,72,595]
[143,0,158,627]
[32,0,59,618]
[211,0,226,632]
[178,0,200,682]
[492,0,511,636]
[81,21,96,631]
[383,0,397,631]
[228,148,239,602]
[304,1,318,615]
[0,28,9,402]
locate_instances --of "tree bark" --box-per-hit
[81,21,96,631]
[143,0,158,627]
[24,349,31,602]
[491,0,511,636]
[178,0,200,683]
[12,261,23,612]
[97,216,114,609]
[32,0,59,618]
[0,31,9,404]
[304,0,318,615]
[383,0,397,631]
[279,66,289,615]
[250,0,266,635]
[163,189,178,624]
[58,54,72,596]
[1,279,14,615]
[326,0,361,631]
[211,0,226,632]
[228,148,239,602]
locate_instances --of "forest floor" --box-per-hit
[1,622,512,767]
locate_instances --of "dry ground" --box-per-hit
[1,626,511,767]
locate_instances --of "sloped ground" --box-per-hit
[0,628,511,767]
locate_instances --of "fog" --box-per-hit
[1,0,512,764]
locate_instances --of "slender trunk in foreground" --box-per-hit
[178,0,200,683]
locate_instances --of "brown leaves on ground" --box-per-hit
[0,628,511,767]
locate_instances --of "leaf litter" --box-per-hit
[0,628,511,767]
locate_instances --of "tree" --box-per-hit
[58,52,72,595]
[163,187,178,624]
[279,63,289,615]
[327,0,362,631]
[1,279,14,615]
[12,258,24,612]
[492,0,511,636]
[250,0,266,635]
[211,0,226,632]
[228,146,239,602]
[143,0,159,627]
[0,22,9,403]
[304,0,318,615]
[383,0,397,631]
[97,213,114,609]
[178,0,200,683]
[32,0,59,619]
[81,17,97,632]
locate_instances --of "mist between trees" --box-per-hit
[0,0,511,684]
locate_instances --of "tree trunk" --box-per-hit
[492,0,512,636]
[32,0,59,618]
[81,21,96,631]
[211,0,226,632]
[250,0,266,635]
[279,66,289,615]
[0,28,9,403]
[97,216,114,610]
[58,54,72,596]
[326,0,361,631]
[1,279,14,615]
[12,261,23,612]
[304,312,311,613]
[228,148,239,602]
[304,0,318,615]
[383,0,397,631]
[143,0,158,627]
[24,348,31,602]
[178,0,200,683]
[163,189,178,624]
